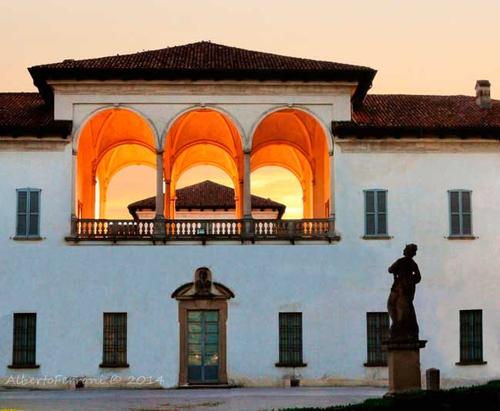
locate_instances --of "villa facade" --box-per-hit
[0,42,499,389]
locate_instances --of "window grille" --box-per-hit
[366,312,389,366]
[278,312,303,366]
[12,313,37,367]
[459,310,483,363]
[102,313,127,366]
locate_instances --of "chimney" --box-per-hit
[475,80,491,108]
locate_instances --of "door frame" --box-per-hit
[172,267,234,387]
[178,299,228,385]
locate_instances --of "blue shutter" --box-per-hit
[16,190,28,236]
[364,190,388,236]
[449,190,472,236]
[376,191,387,235]
[16,189,41,238]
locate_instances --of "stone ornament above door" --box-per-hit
[171,267,235,301]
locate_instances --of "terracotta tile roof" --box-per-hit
[28,41,376,105]
[334,94,500,138]
[128,180,286,219]
[0,92,71,137]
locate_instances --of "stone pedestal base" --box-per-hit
[386,340,427,394]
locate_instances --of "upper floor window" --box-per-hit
[16,188,41,239]
[458,309,485,365]
[365,312,389,366]
[449,190,472,237]
[276,312,306,367]
[364,190,388,237]
[10,313,38,368]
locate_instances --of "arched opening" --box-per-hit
[164,109,244,219]
[106,165,156,219]
[251,109,331,218]
[251,166,303,219]
[175,165,237,220]
[76,108,157,219]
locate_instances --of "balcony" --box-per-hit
[67,218,337,244]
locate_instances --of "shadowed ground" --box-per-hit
[0,386,385,411]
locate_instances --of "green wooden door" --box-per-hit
[187,310,219,383]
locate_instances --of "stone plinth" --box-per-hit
[385,340,427,394]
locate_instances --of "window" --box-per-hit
[10,313,37,368]
[458,310,485,364]
[277,313,305,367]
[16,188,41,238]
[101,313,128,367]
[364,190,388,236]
[449,190,472,236]
[365,312,389,366]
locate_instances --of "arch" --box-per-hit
[76,107,157,218]
[249,107,331,218]
[248,105,333,154]
[73,105,160,152]
[161,105,246,151]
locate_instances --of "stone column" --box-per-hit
[328,151,336,237]
[154,150,165,239]
[70,149,78,234]
[164,179,171,219]
[155,150,165,218]
[242,151,253,240]
[242,151,252,218]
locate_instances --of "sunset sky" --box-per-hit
[1,1,498,218]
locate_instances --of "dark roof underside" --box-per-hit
[333,94,500,138]
[128,180,286,219]
[0,93,71,137]
[29,41,376,105]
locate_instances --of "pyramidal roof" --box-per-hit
[29,41,376,104]
[128,180,286,219]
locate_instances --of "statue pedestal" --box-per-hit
[385,340,427,394]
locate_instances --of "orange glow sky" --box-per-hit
[2,1,499,218]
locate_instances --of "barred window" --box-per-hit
[16,188,41,238]
[449,190,472,236]
[101,313,128,367]
[11,313,37,367]
[364,190,388,236]
[277,313,304,366]
[459,310,484,364]
[365,312,389,366]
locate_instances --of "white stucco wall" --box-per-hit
[0,137,499,389]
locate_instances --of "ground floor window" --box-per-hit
[459,309,484,364]
[10,313,37,368]
[277,312,305,367]
[101,312,128,367]
[365,312,389,366]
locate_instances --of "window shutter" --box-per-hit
[28,191,40,236]
[376,191,387,235]
[461,191,472,235]
[449,191,461,235]
[16,191,28,236]
[365,191,376,235]
[449,190,472,236]
[16,189,41,238]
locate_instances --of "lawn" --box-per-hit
[279,380,500,411]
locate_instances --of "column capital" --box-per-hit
[156,149,164,155]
